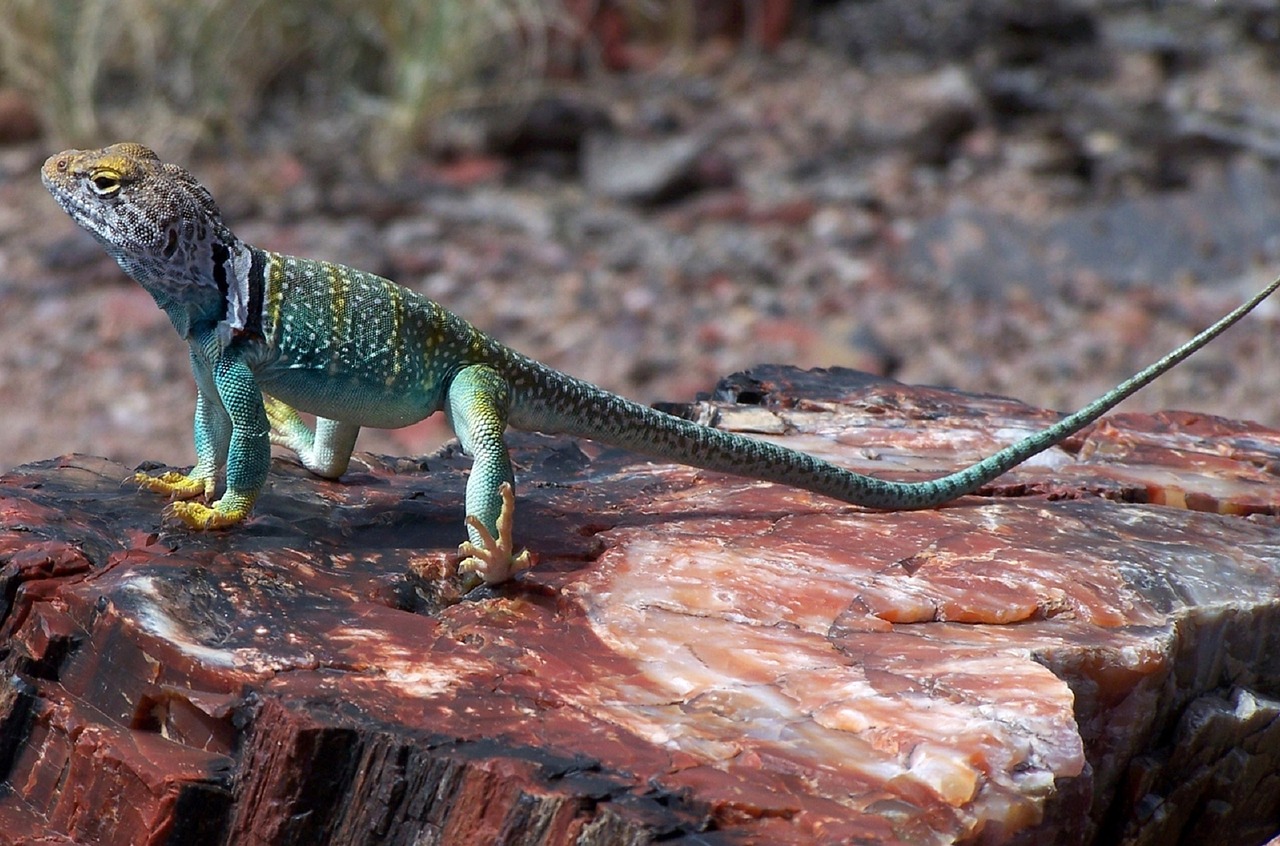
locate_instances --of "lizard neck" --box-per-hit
[111,229,261,344]
[217,241,267,345]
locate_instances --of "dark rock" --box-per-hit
[499,94,613,157]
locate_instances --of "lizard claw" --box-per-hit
[457,482,534,585]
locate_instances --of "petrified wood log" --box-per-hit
[1,366,1279,845]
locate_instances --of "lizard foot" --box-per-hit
[165,499,250,530]
[133,470,210,501]
[457,482,535,585]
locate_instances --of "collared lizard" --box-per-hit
[42,143,1280,584]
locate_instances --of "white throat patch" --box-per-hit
[217,242,257,348]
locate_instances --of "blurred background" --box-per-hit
[2,0,1280,470]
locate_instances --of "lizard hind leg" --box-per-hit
[263,395,358,479]
[263,395,309,448]
[446,363,534,584]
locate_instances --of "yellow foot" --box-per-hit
[133,470,210,500]
[457,482,535,585]
[166,500,248,530]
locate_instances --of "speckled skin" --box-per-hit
[41,143,1280,583]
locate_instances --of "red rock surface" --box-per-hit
[1,366,1279,845]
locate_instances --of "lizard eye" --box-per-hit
[89,170,122,198]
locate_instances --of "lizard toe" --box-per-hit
[134,470,209,501]
[457,482,534,584]
[166,500,248,530]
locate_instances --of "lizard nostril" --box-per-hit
[56,158,68,172]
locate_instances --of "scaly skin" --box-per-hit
[41,143,1280,584]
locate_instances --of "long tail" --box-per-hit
[508,274,1280,510]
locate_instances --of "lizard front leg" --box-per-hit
[446,364,534,584]
[156,333,270,529]
[135,344,231,503]
[264,395,360,479]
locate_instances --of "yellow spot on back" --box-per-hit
[266,253,286,342]
[328,263,347,350]
[387,284,404,382]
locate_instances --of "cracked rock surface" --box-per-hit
[1,366,1280,844]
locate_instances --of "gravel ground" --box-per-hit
[4,1,1280,472]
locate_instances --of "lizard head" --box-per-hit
[42,142,240,336]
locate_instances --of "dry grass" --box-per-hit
[0,0,578,167]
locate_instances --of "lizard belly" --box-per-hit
[256,369,438,429]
